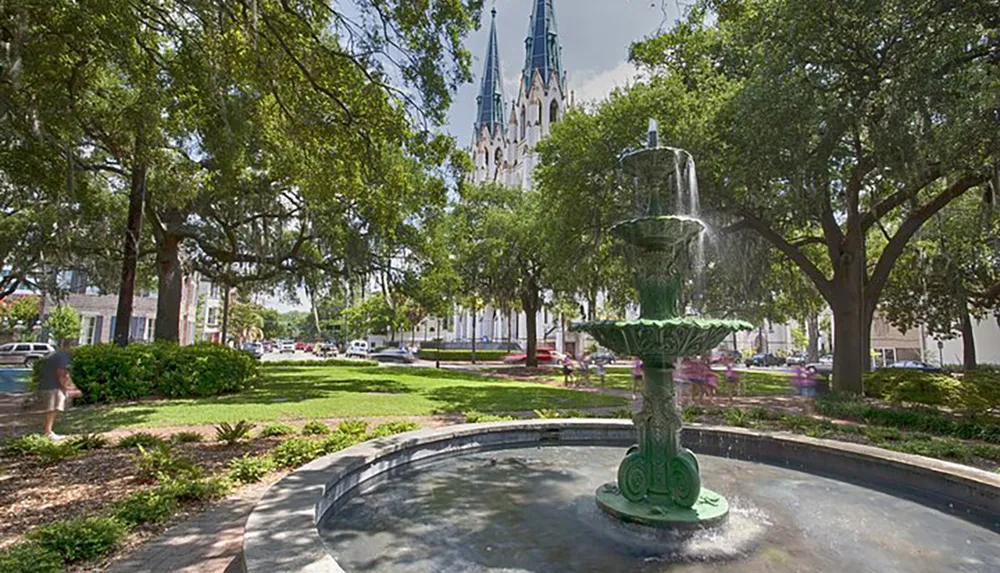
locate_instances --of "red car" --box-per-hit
[504,348,558,364]
[294,342,310,352]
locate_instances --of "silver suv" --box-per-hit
[0,342,57,366]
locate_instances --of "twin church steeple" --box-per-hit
[472,2,568,189]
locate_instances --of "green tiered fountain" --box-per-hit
[573,120,752,530]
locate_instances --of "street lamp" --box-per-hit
[937,340,944,367]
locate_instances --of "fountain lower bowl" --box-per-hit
[242,421,1000,573]
[572,317,754,360]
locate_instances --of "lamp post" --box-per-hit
[937,340,944,367]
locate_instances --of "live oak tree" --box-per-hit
[627,0,999,392]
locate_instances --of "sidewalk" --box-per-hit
[105,480,272,573]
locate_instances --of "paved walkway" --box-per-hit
[106,480,272,573]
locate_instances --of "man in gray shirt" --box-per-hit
[39,350,72,441]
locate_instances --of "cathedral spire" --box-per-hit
[475,8,506,138]
[522,0,564,92]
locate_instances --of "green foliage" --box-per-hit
[816,396,1000,444]
[335,419,368,437]
[133,443,199,482]
[117,433,166,449]
[608,408,634,419]
[227,455,277,485]
[862,427,904,442]
[43,305,81,346]
[215,421,255,444]
[414,349,509,361]
[724,408,752,428]
[464,411,516,423]
[367,421,420,439]
[319,432,361,455]
[28,516,127,563]
[300,420,332,436]
[114,489,178,526]
[157,475,231,503]
[885,437,971,462]
[0,296,41,337]
[533,409,561,419]
[68,343,258,404]
[259,423,296,438]
[0,541,62,573]
[2,434,81,464]
[68,434,108,451]
[270,438,323,469]
[970,443,1000,462]
[170,431,204,444]
[864,370,963,408]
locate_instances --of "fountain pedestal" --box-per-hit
[572,141,751,530]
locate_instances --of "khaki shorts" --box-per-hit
[40,390,67,412]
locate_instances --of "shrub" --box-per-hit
[270,438,322,469]
[300,420,331,436]
[747,407,783,421]
[133,443,199,482]
[335,419,368,437]
[259,423,295,438]
[171,431,204,443]
[69,434,108,451]
[0,541,63,573]
[465,411,516,423]
[62,342,258,404]
[114,489,178,526]
[887,437,970,462]
[609,408,633,419]
[724,408,752,428]
[862,426,903,442]
[157,475,231,503]
[864,369,962,407]
[319,432,360,455]
[215,421,255,444]
[815,396,1000,444]
[533,409,561,419]
[2,434,81,463]
[227,454,276,485]
[970,443,1000,462]
[117,432,166,449]
[414,349,509,362]
[29,516,127,563]
[368,421,420,439]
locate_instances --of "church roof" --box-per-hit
[474,8,506,138]
[522,0,564,92]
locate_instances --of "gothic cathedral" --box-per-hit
[471,1,568,190]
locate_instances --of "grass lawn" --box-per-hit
[593,368,794,396]
[57,365,627,433]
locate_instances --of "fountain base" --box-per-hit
[596,483,730,530]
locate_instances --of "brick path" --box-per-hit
[106,481,272,573]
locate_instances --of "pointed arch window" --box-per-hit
[520,105,527,140]
[537,101,543,125]
[550,100,559,125]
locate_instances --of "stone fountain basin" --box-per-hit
[242,420,1000,573]
[611,215,705,250]
[572,317,753,360]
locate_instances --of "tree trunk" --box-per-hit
[960,300,977,371]
[830,277,867,394]
[806,314,820,363]
[524,299,538,368]
[113,161,147,347]
[154,233,183,343]
[506,308,513,352]
[470,301,477,364]
[220,284,232,346]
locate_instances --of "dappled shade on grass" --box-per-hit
[57,366,627,432]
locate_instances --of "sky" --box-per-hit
[269,0,680,312]
[444,0,680,144]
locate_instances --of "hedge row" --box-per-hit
[33,343,259,404]
[415,349,509,361]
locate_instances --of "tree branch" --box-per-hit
[861,165,943,232]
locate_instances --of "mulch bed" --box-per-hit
[0,438,280,551]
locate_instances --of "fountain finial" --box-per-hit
[647,118,658,149]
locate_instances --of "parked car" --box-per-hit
[315,342,338,357]
[0,342,56,366]
[806,354,834,376]
[241,342,264,360]
[785,353,809,367]
[710,349,743,364]
[745,353,786,367]
[345,340,370,359]
[294,341,310,352]
[590,350,617,365]
[370,347,416,364]
[504,348,558,364]
[279,341,296,354]
[884,360,943,373]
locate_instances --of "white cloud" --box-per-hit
[569,61,644,105]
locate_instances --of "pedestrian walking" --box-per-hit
[38,348,80,441]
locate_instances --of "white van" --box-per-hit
[345,340,370,359]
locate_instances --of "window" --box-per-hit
[537,101,542,124]
[14,344,30,352]
[494,148,503,171]
[80,316,97,346]
[550,100,559,125]
[207,307,220,327]
[33,344,52,352]
[0,344,13,352]
[520,106,526,139]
